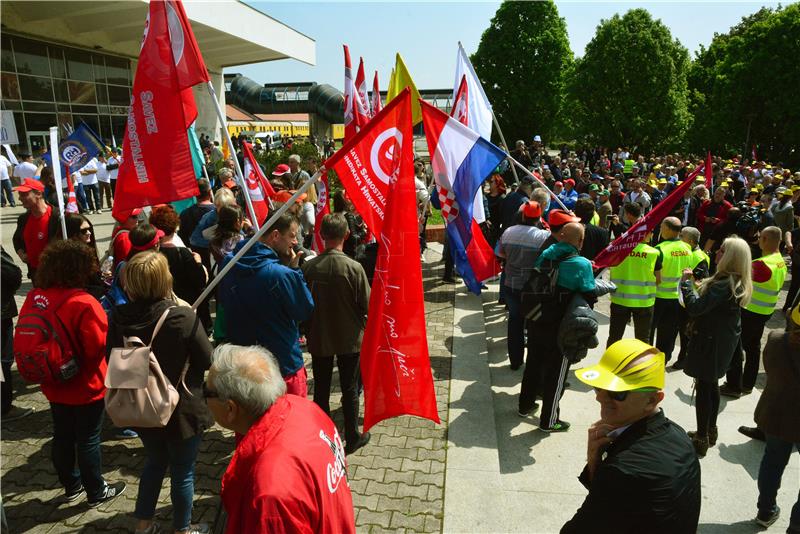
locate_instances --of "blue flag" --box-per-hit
[43,122,105,173]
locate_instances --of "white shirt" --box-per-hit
[13,161,37,180]
[80,159,98,185]
[107,156,120,180]
[0,155,10,181]
[96,160,110,183]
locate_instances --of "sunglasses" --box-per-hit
[79,227,92,235]
[595,387,658,402]
[202,381,219,399]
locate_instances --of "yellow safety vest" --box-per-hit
[690,248,710,271]
[590,211,599,226]
[745,252,788,315]
[655,239,693,299]
[610,243,659,308]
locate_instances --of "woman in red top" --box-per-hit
[18,241,126,506]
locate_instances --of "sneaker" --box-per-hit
[719,383,742,398]
[541,420,571,433]
[2,406,34,422]
[63,486,85,503]
[183,524,210,534]
[755,506,780,527]
[738,426,766,442]
[671,360,685,371]
[345,432,371,455]
[114,428,139,439]
[87,481,126,508]
[518,403,538,417]
[134,523,162,534]
[510,362,522,371]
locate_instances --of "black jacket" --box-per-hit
[12,209,62,257]
[562,411,701,534]
[107,299,214,440]
[1,247,22,320]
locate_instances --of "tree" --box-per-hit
[564,9,690,152]
[687,5,800,164]
[471,1,572,144]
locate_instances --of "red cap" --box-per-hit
[554,181,563,187]
[275,190,307,204]
[548,209,580,227]
[223,179,237,189]
[564,178,575,187]
[272,164,291,176]
[12,178,44,193]
[520,200,542,219]
[113,207,142,223]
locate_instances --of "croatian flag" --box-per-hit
[421,100,505,294]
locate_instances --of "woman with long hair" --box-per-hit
[108,251,213,534]
[209,204,244,264]
[63,213,105,301]
[680,236,752,457]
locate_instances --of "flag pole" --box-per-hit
[509,156,569,212]
[190,169,323,311]
[205,81,260,231]
[48,127,68,240]
[489,111,519,183]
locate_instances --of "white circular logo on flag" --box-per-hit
[165,2,185,67]
[370,128,403,185]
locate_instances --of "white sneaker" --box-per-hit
[183,524,210,534]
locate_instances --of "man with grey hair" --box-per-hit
[206,344,356,534]
[287,154,311,190]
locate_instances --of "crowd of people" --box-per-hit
[1,137,799,533]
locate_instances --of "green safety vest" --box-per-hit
[690,248,710,271]
[623,159,635,174]
[590,211,599,226]
[655,239,693,299]
[745,252,788,315]
[610,243,659,308]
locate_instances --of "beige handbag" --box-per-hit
[105,307,190,428]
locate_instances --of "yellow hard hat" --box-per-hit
[791,304,800,327]
[574,339,665,391]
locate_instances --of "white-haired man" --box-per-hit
[205,344,355,534]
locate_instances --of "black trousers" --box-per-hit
[1,317,14,414]
[520,321,569,429]
[695,379,720,437]
[607,303,653,347]
[311,353,361,445]
[726,308,770,391]
[783,257,800,312]
[676,305,690,363]
[650,298,680,362]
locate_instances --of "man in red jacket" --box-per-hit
[206,344,356,534]
[696,186,732,246]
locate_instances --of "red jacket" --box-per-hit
[221,395,355,534]
[18,287,108,405]
[696,199,732,234]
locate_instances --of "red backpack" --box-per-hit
[14,289,81,385]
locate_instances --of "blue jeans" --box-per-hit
[135,433,202,531]
[50,400,106,500]
[0,180,14,206]
[75,183,88,211]
[758,434,800,529]
[505,287,524,368]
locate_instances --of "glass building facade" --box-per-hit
[1,33,132,156]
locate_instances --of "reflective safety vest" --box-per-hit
[745,252,788,315]
[610,243,659,308]
[623,159,634,174]
[655,239,693,299]
[690,248,710,271]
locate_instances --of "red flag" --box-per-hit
[324,88,412,237]
[593,164,706,270]
[312,171,331,253]
[706,151,712,187]
[355,58,370,118]
[370,71,382,118]
[112,0,207,218]
[343,45,369,141]
[64,165,79,214]
[333,90,438,430]
[241,141,272,225]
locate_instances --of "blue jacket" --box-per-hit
[558,188,579,210]
[536,241,595,294]
[190,210,217,248]
[219,241,314,377]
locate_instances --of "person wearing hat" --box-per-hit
[737,304,800,529]
[497,200,550,370]
[272,163,292,191]
[558,178,578,210]
[109,208,143,270]
[562,339,701,533]
[596,189,613,229]
[519,222,593,432]
[770,188,795,239]
[11,178,60,280]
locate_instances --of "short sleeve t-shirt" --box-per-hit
[80,159,98,185]
[0,155,10,181]
[13,161,37,180]
[23,205,53,268]
[96,160,110,183]
[107,157,120,180]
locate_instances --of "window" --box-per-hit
[105,56,130,86]
[93,55,107,83]
[65,49,93,81]
[1,35,14,72]
[49,46,66,79]
[1,73,20,100]
[13,38,50,76]
[24,112,57,132]
[107,85,130,106]
[18,74,54,102]
[53,79,69,102]
[68,81,96,105]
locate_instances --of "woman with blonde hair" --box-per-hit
[679,236,753,457]
[107,250,213,534]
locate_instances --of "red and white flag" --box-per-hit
[312,171,331,253]
[112,0,208,218]
[241,141,274,225]
[370,71,382,118]
[64,165,79,214]
[343,45,369,141]
[325,89,439,430]
[355,57,370,118]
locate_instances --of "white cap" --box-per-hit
[533,135,542,142]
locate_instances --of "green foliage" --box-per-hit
[471,0,572,144]
[686,5,800,164]
[564,9,691,152]
[254,140,321,176]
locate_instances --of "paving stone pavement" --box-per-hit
[0,207,454,534]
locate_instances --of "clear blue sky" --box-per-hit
[231,1,793,91]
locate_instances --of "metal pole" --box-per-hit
[48,127,68,240]
[489,109,519,183]
[206,81,260,231]
[509,156,570,212]
[190,169,323,310]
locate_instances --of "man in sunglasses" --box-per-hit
[562,339,701,533]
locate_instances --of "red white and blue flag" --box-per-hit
[421,100,506,295]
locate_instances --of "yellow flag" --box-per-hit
[385,53,421,125]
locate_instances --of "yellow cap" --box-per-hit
[676,181,683,186]
[574,339,665,392]
[791,304,800,327]
[697,176,706,182]
[756,184,764,191]
[792,185,800,192]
